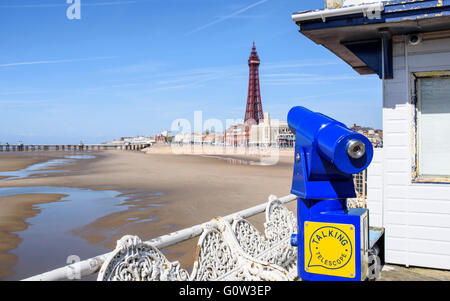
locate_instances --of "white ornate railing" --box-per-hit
[23,194,298,281]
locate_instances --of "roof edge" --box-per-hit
[292,3,384,23]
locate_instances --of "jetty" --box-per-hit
[0,143,151,152]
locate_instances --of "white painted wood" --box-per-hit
[408,38,450,55]
[409,253,450,270]
[367,148,383,227]
[382,36,450,270]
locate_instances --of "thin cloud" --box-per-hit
[264,73,315,78]
[85,83,142,92]
[186,0,269,35]
[288,89,379,102]
[0,1,137,8]
[96,59,345,94]
[262,75,371,85]
[0,90,50,96]
[0,100,55,107]
[102,63,246,86]
[263,60,342,70]
[214,14,266,19]
[103,61,168,74]
[0,56,117,68]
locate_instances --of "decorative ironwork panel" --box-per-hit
[233,195,298,278]
[97,236,189,281]
[190,218,292,281]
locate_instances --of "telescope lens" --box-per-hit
[346,140,366,159]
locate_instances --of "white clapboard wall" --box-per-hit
[367,148,383,228]
[376,33,450,270]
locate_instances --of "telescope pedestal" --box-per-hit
[287,106,374,281]
[293,198,369,281]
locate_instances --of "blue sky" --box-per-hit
[0,0,382,144]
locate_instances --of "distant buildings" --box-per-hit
[109,122,380,150]
[173,133,193,145]
[203,132,225,146]
[171,113,294,148]
[105,135,154,145]
[350,124,383,147]
[154,131,173,144]
[225,124,249,147]
[248,112,294,147]
[154,135,167,144]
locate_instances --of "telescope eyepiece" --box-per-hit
[346,140,366,159]
[288,106,374,175]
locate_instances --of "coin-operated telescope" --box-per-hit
[288,106,373,281]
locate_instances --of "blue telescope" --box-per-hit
[288,106,374,281]
[288,106,373,199]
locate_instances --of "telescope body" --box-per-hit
[288,106,374,281]
[287,106,373,199]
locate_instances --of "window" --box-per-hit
[413,72,450,183]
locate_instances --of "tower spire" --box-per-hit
[244,42,264,124]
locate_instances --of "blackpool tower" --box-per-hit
[244,42,264,124]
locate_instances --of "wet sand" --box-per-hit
[0,146,295,275]
[0,193,67,279]
[0,153,61,172]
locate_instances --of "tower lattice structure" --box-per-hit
[244,42,264,124]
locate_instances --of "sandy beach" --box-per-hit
[0,146,295,278]
[0,152,62,172]
[0,193,67,279]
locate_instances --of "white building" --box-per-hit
[293,0,450,270]
[173,132,203,145]
[173,133,192,144]
[249,112,294,147]
[160,130,172,137]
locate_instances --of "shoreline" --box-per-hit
[0,193,67,279]
[0,152,64,172]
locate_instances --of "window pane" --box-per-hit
[418,77,450,177]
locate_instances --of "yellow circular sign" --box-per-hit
[307,226,353,270]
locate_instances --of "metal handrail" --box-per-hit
[22,194,298,281]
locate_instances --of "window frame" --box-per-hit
[411,71,450,184]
